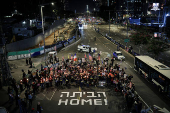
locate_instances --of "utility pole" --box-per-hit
[106,10,114,36]
[41,6,46,65]
[106,0,113,36]
[127,1,129,39]
[116,12,118,28]
[39,2,56,65]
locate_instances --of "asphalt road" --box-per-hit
[94,24,170,67]
[1,24,170,113]
[34,25,170,113]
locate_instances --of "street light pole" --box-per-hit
[39,2,55,66]
[106,10,113,36]
[41,6,46,65]
[109,10,110,36]
[127,1,129,39]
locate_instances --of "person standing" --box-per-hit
[26,58,28,65]
[29,58,33,68]
[37,102,42,113]
[28,93,33,106]
[19,82,23,93]
[21,99,27,113]
[22,70,26,78]
[15,95,19,107]
[29,58,31,65]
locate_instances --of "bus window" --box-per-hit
[150,69,159,79]
[135,58,140,70]
[139,61,149,74]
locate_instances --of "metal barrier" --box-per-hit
[99,32,140,57]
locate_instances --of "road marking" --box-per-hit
[42,93,50,100]
[135,91,153,112]
[50,89,57,100]
[124,61,132,68]
[35,95,44,100]
[153,105,170,113]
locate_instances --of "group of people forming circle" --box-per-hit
[21,55,134,96]
[18,55,154,112]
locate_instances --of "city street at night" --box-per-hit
[1,0,170,113]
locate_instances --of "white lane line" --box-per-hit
[124,61,132,68]
[135,91,153,112]
[50,89,57,100]
[42,93,50,100]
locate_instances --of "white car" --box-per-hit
[113,51,125,60]
[77,45,97,53]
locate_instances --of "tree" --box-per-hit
[147,40,167,58]
[129,26,152,45]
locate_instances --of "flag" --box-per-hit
[129,82,132,88]
[74,53,77,61]
[71,54,73,60]
[89,53,92,61]
[85,53,87,59]
[68,54,70,59]
[54,45,57,51]
[98,53,100,60]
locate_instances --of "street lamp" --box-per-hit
[40,6,46,65]
[39,2,56,65]
[51,2,54,5]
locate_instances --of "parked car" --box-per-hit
[113,51,125,60]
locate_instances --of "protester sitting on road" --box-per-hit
[13,55,144,112]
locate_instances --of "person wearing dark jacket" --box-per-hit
[37,102,42,113]
[26,58,28,65]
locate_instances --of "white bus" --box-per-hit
[134,56,170,98]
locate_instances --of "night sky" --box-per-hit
[0,0,95,16]
[69,0,95,13]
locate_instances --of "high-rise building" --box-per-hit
[93,0,116,11]
[116,0,147,19]
[60,0,69,10]
[93,0,102,11]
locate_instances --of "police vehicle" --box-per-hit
[113,51,125,60]
[77,45,97,53]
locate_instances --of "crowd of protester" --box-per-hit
[6,55,153,113]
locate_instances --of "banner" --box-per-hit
[7,35,76,60]
[31,51,40,57]
[8,55,18,60]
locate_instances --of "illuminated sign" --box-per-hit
[151,3,160,11]
[154,32,157,37]
[58,92,108,105]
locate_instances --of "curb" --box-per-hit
[61,38,82,51]
[32,37,82,71]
